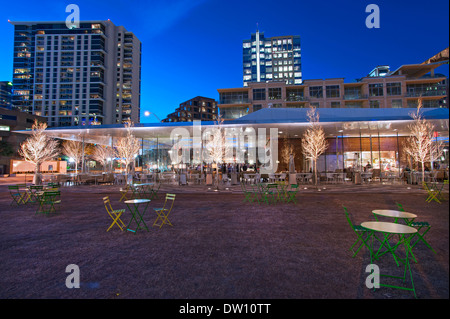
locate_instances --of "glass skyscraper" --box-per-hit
[9,20,141,127]
[243,30,302,87]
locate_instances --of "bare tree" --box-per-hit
[281,136,295,171]
[115,121,140,184]
[301,106,328,185]
[205,114,229,188]
[19,120,59,185]
[403,98,444,183]
[61,140,84,174]
[92,144,115,172]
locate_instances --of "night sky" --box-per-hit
[1,0,448,123]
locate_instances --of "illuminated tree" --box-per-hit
[61,140,83,174]
[19,120,60,185]
[205,114,230,188]
[301,106,328,185]
[115,121,140,183]
[403,99,444,183]
[92,144,115,172]
[281,136,295,171]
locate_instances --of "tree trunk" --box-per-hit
[314,159,318,185]
[421,162,425,185]
[34,162,42,185]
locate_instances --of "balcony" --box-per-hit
[405,89,447,98]
[343,94,368,100]
[285,96,308,102]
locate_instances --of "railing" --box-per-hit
[285,96,308,102]
[343,94,368,100]
[405,90,447,97]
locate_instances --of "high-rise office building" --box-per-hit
[0,81,13,109]
[243,30,301,87]
[9,20,141,127]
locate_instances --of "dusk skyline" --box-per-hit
[1,0,448,123]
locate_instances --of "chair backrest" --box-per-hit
[342,205,355,230]
[162,193,176,213]
[103,196,113,214]
[396,202,405,212]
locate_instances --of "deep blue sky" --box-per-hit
[1,0,448,123]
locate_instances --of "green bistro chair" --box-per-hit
[36,191,61,215]
[28,185,44,204]
[286,184,299,204]
[266,183,280,204]
[343,205,371,258]
[8,185,26,206]
[396,202,436,261]
[150,183,161,200]
[241,182,257,203]
[257,183,271,205]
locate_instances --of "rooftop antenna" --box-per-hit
[256,22,259,32]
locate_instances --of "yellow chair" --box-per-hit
[153,193,176,228]
[119,185,130,202]
[103,196,126,232]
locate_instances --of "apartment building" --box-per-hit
[9,20,141,127]
[219,61,448,120]
[0,81,13,109]
[162,96,218,122]
[243,30,301,86]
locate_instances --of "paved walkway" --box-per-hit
[0,177,448,299]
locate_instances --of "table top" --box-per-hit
[130,183,154,187]
[361,221,417,234]
[124,199,151,204]
[372,209,417,219]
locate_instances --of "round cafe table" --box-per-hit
[361,221,418,298]
[372,209,417,225]
[124,199,151,233]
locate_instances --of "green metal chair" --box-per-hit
[266,183,280,204]
[27,185,44,204]
[286,184,299,204]
[36,191,61,215]
[343,205,371,258]
[241,182,258,203]
[396,202,436,261]
[8,185,26,206]
[150,183,161,200]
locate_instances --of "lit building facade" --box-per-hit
[220,62,448,120]
[0,81,13,109]
[162,96,218,123]
[9,20,141,127]
[243,31,301,86]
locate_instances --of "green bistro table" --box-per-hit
[130,183,154,199]
[124,199,151,233]
[361,221,418,298]
[372,209,417,225]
